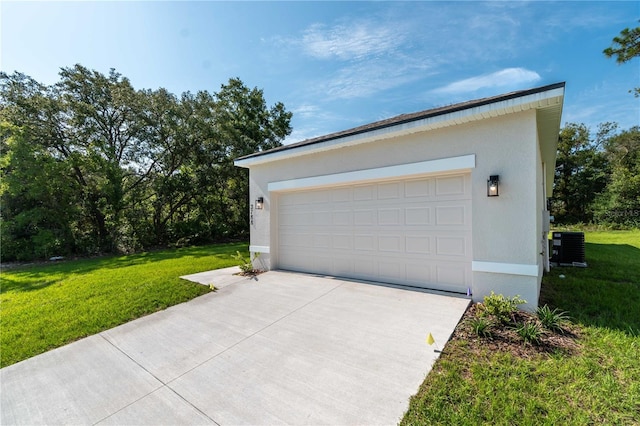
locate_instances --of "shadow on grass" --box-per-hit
[540,242,640,336]
[0,275,59,293]
[0,242,248,294]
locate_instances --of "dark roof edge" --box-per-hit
[237,81,566,162]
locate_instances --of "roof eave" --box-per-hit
[537,100,565,197]
[235,83,565,169]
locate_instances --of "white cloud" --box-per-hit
[270,17,424,100]
[271,6,544,102]
[300,21,404,61]
[322,58,434,99]
[285,103,361,143]
[290,103,350,122]
[291,104,321,118]
[279,7,547,101]
[276,16,437,100]
[432,68,541,95]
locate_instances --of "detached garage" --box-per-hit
[234,82,565,309]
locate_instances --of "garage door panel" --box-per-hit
[283,190,329,205]
[331,188,351,202]
[435,175,467,196]
[277,173,471,293]
[313,256,333,274]
[406,235,432,254]
[377,182,401,199]
[354,209,376,225]
[436,236,467,257]
[279,193,298,206]
[353,185,375,201]
[436,265,465,284]
[379,261,402,281]
[435,205,467,226]
[378,235,403,253]
[332,211,351,225]
[279,231,311,248]
[283,212,313,227]
[378,208,401,225]
[406,263,433,284]
[354,234,376,251]
[404,178,432,197]
[332,234,352,250]
[334,258,353,276]
[313,211,332,226]
[354,258,377,279]
[313,234,331,248]
[278,249,310,272]
[436,262,472,285]
[405,207,432,225]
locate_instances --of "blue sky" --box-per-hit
[1,1,638,143]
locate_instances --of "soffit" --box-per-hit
[235,83,565,169]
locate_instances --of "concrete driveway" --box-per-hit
[1,270,469,425]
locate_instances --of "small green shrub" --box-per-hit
[232,251,260,274]
[536,304,570,334]
[481,292,527,324]
[469,314,494,338]
[516,321,545,345]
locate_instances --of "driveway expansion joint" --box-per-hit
[95,334,221,426]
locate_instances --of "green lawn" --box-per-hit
[0,242,246,368]
[3,233,640,423]
[401,230,640,425]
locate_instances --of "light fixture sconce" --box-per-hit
[487,175,500,197]
[255,197,264,210]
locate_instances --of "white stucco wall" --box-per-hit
[246,109,546,308]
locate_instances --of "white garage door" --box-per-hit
[277,173,472,293]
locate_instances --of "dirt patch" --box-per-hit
[450,303,582,360]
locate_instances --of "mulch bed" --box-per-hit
[449,303,582,360]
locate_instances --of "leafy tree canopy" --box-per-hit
[551,123,612,224]
[604,22,640,63]
[604,21,640,96]
[593,126,640,227]
[551,122,640,228]
[0,65,292,261]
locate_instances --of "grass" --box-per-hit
[0,242,246,368]
[401,229,640,425]
[3,232,639,422]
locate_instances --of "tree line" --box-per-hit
[1,63,638,262]
[1,65,292,261]
[551,122,639,227]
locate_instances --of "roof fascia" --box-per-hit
[235,85,565,169]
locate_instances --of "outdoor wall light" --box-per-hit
[487,175,500,197]
[255,197,264,209]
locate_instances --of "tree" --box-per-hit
[188,78,292,240]
[550,123,612,224]
[604,21,640,96]
[131,88,195,246]
[0,67,292,261]
[1,65,154,253]
[0,73,84,258]
[0,123,77,260]
[593,126,640,227]
[56,65,157,252]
